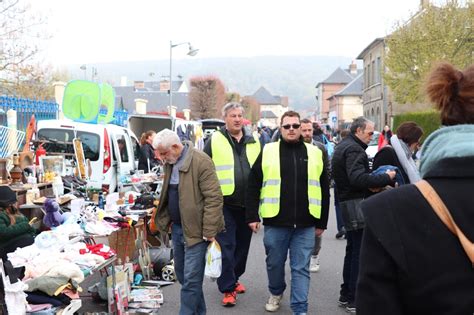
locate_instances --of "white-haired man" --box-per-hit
[152,129,224,315]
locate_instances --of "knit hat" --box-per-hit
[0,186,17,207]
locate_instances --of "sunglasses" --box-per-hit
[282,124,301,130]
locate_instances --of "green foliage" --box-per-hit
[385,0,473,105]
[393,110,441,141]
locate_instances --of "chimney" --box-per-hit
[53,81,66,119]
[135,98,148,114]
[183,108,191,120]
[160,79,170,92]
[167,105,177,118]
[120,76,127,86]
[133,81,145,90]
[349,61,357,75]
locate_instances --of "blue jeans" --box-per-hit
[341,229,363,303]
[216,205,253,293]
[263,226,315,314]
[172,224,208,315]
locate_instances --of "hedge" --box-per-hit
[392,110,441,142]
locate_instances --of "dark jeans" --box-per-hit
[340,229,363,303]
[312,234,322,256]
[216,205,253,293]
[334,185,344,232]
[171,224,208,315]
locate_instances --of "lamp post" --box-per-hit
[169,41,199,111]
[80,64,87,80]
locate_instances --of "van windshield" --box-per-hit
[37,129,100,161]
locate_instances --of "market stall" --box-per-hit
[0,80,173,314]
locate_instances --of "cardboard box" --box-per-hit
[108,221,144,262]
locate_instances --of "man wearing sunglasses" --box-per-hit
[331,116,396,313]
[246,111,330,315]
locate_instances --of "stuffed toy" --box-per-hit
[43,198,65,228]
[76,204,99,226]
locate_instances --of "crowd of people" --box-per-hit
[146,61,474,315]
[1,61,472,315]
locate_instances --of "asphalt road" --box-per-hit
[77,190,348,314]
[159,191,349,315]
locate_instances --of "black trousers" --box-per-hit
[216,205,253,293]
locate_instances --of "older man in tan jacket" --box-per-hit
[153,129,224,315]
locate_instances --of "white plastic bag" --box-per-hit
[204,240,222,280]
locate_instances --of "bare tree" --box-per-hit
[12,64,70,99]
[225,92,241,103]
[0,0,49,95]
[189,75,226,119]
[242,96,260,124]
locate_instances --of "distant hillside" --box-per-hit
[67,55,355,110]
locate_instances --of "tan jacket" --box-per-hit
[154,142,224,247]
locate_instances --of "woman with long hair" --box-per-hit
[357,62,474,314]
[0,186,35,262]
[372,122,423,184]
[138,130,160,173]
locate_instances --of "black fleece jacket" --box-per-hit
[332,133,393,202]
[245,137,330,229]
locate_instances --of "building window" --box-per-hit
[367,64,371,86]
[364,66,368,88]
[371,60,375,86]
[376,57,382,83]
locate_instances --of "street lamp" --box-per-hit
[169,41,199,110]
[80,64,87,80]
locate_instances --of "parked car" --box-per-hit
[36,119,139,192]
[365,131,381,169]
[199,119,225,140]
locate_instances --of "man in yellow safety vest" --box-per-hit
[203,102,261,307]
[246,110,330,314]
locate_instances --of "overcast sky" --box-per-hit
[33,0,433,65]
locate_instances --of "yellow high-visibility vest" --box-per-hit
[211,131,261,196]
[259,141,323,218]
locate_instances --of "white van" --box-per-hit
[36,119,139,192]
[128,114,203,147]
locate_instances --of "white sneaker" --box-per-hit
[265,294,283,312]
[309,255,320,272]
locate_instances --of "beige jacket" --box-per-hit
[154,142,224,247]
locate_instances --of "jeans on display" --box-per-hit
[216,205,253,293]
[172,224,208,315]
[263,225,315,314]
